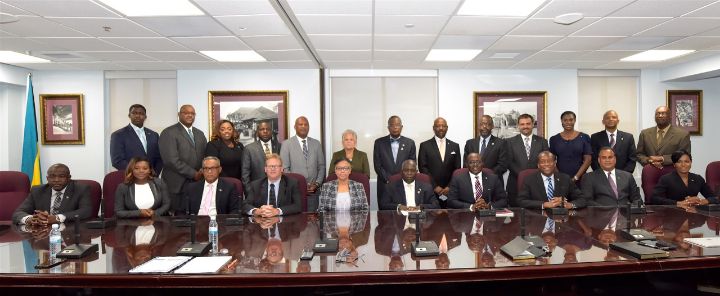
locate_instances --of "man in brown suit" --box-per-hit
[636,106,691,168]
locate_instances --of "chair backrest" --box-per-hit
[325,172,371,200]
[220,177,244,202]
[641,165,675,204]
[517,169,538,192]
[102,170,125,218]
[0,171,30,221]
[452,168,493,177]
[284,173,308,211]
[387,172,432,185]
[706,161,720,195]
[75,179,102,218]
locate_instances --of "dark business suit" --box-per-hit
[374,211,411,257]
[380,179,438,210]
[241,139,281,187]
[373,135,416,204]
[636,125,691,166]
[517,171,585,209]
[417,137,461,195]
[114,179,171,218]
[463,135,508,178]
[184,178,240,215]
[652,172,719,205]
[590,130,637,173]
[110,124,162,173]
[12,181,92,224]
[159,122,207,213]
[243,175,302,215]
[447,172,508,209]
[581,169,641,206]
[506,134,549,206]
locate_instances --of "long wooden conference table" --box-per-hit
[1,206,720,288]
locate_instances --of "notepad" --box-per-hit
[684,237,720,248]
[174,256,233,274]
[496,208,514,217]
[129,256,191,273]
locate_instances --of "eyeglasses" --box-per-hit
[266,165,282,169]
[202,166,220,171]
[335,167,351,172]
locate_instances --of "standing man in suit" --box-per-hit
[184,156,240,215]
[590,110,637,173]
[505,114,549,206]
[582,147,642,206]
[13,163,92,225]
[447,153,508,210]
[159,104,207,215]
[242,121,281,187]
[381,160,438,211]
[110,104,162,173]
[280,116,325,211]
[464,115,508,180]
[517,151,585,210]
[637,106,691,168]
[418,117,461,208]
[243,154,302,217]
[374,115,417,206]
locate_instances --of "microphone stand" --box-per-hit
[86,197,116,229]
[411,211,438,258]
[475,196,496,217]
[176,214,210,256]
[618,202,655,241]
[313,212,338,253]
[172,195,193,227]
[57,215,99,259]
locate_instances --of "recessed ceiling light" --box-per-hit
[554,13,584,25]
[425,49,482,62]
[238,27,247,31]
[621,50,695,62]
[97,0,204,17]
[0,51,50,63]
[457,0,546,16]
[404,23,415,28]
[0,12,20,24]
[200,50,266,62]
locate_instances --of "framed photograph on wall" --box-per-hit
[474,91,547,139]
[667,90,702,136]
[39,94,85,145]
[208,90,288,146]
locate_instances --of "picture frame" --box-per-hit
[208,90,289,146]
[474,91,547,139]
[666,90,702,136]
[39,94,85,145]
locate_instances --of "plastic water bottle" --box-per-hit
[49,224,62,260]
[209,215,219,255]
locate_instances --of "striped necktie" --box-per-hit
[546,176,554,201]
[51,191,62,215]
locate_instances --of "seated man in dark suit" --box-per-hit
[380,159,438,211]
[110,104,162,173]
[582,147,642,206]
[517,151,585,210]
[12,163,92,225]
[243,154,302,217]
[447,153,507,211]
[184,156,240,215]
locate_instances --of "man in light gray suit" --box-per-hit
[159,104,207,215]
[280,116,325,211]
[242,121,282,189]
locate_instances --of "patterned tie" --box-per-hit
[474,219,483,235]
[609,133,615,149]
[607,171,618,199]
[269,183,277,206]
[187,128,195,145]
[480,138,487,155]
[302,139,309,160]
[137,129,147,153]
[51,191,62,215]
[200,183,214,215]
[439,138,445,162]
[546,176,554,201]
[474,175,483,202]
[544,218,555,233]
[264,142,271,158]
[524,137,531,159]
[657,129,664,146]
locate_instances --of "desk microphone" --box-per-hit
[86,196,116,229]
[545,183,569,216]
[410,210,439,258]
[618,201,655,241]
[313,212,338,253]
[225,192,245,226]
[475,195,496,217]
[176,214,210,256]
[57,215,99,259]
[172,195,193,227]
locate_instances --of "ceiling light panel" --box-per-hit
[97,0,204,17]
[621,50,695,62]
[458,0,546,17]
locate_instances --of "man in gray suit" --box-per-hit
[637,106,691,169]
[242,121,281,188]
[280,116,325,211]
[159,104,207,214]
[505,114,548,206]
[582,147,642,206]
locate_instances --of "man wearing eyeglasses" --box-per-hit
[447,153,508,211]
[184,156,239,215]
[243,154,302,217]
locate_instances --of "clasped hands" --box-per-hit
[27,210,59,226]
[677,196,708,207]
[253,205,280,218]
[648,156,665,169]
[543,197,573,209]
[471,199,490,211]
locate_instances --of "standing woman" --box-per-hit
[206,120,244,179]
[318,158,369,212]
[549,111,592,183]
[115,157,171,218]
[652,150,718,206]
[328,129,370,178]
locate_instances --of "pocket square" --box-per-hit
[450,151,456,154]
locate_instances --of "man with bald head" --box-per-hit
[279,116,325,211]
[159,104,207,214]
[637,106,690,168]
[418,117,461,208]
[381,159,438,211]
[590,110,637,173]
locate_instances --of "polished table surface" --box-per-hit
[1,206,720,288]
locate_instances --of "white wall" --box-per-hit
[0,63,30,171]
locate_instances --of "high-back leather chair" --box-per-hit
[75,179,102,218]
[706,161,720,195]
[220,177,244,205]
[284,173,308,212]
[517,169,539,192]
[0,171,30,221]
[387,172,432,185]
[641,165,675,204]
[102,170,125,218]
[325,172,371,201]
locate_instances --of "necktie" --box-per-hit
[391,139,399,163]
[657,129,664,146]
[439,139,445,162]
[609,133,616,149]
[607,171,618,199]
[264,142,271,158]
[524,137,531,159]
[474,219,483,235]
[480,138,487,155]
[474,175,483,202]
[200,184,214,215]
[546,176,554,201]
[187,128,195,145]
[544,218,555,233]
[269,183,277,206]
[51,191,62,215]
[302,139,309,160]
[137,129,147,153]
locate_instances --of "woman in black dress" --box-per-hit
[205,120,244,180]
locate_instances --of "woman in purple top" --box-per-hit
[549,111,592,183]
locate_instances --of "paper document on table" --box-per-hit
[174,256,233,274]
[495,208,514,217]
[129,256,191,273]
[684,237,720,248]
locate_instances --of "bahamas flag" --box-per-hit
[21,73,41,186]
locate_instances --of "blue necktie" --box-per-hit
[546,176,554,201]
[269,183,277,206]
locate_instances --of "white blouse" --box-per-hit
[335,191,351,211]
[134,183,154,210]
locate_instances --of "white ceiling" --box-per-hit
[0,0,719,70]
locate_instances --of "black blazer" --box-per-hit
[12,181,92,224]
[373,135,417,183]
[581,169,642,206]
[114,179,171,218]
[110,124,162,173]
[447,172,508,209]
[590,130,637,173]
[184,178,240,215]
[463,135,508,177]
[517,171,585,209]
[243,175,302,215]
[380,179,438,210]
[417,137,461,188]
[652,172,718,205]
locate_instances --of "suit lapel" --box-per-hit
[260,179,269,205]
[126,125,146,154]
